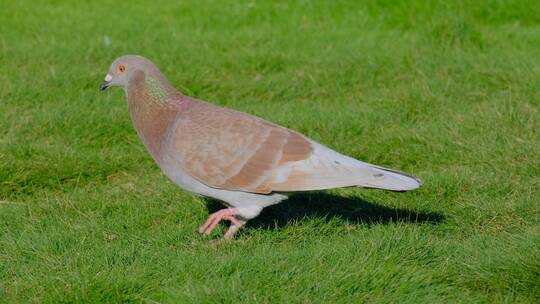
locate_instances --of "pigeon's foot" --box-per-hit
[198,208,245,239]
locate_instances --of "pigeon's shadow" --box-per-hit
[205,192,444,229]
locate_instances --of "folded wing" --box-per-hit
[168,100,420,194]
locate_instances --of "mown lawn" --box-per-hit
[1,0,539,302]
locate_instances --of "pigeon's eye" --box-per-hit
[118,64,127,73]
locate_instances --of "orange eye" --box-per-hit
[118,64,126,73]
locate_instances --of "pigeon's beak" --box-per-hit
[100,74,112,91]
[100,81,110,91]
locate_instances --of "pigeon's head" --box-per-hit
[100,55,159,91]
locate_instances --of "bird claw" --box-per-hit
[198,208,244,239]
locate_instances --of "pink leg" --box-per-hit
[198,208,243,237]
[223,223,243,240]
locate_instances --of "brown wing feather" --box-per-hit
[168,99,313,194]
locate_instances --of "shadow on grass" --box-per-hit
[205,192,444,230]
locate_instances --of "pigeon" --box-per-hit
[100,55,421,239]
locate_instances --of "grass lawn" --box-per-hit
[1,0,539,302]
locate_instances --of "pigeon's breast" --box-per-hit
[128,104,180,162]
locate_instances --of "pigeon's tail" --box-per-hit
[361,166,421,192]
[266,142,422,193]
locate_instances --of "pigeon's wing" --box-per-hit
[169,100,421,194]
[168,100,313,194]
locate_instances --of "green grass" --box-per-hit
[1,0,539,302]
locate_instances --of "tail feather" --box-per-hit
[269,142,422,193]
[362,166,421,192]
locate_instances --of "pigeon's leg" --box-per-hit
[198,208,243,236]
[223,219,246,240]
